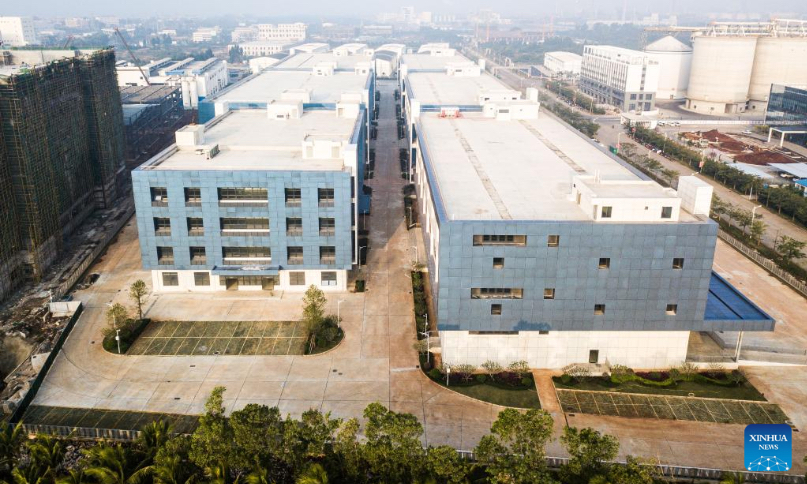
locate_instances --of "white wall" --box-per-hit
[440,330,690,369]
[151,269,346,293]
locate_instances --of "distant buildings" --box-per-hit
[235,41,290,58]
[543,52,582,78]
[192,27,221,43]
[580,45,660,113]
[0,49,125,299]
[132,45,374,293]
[765,84,807,147]
[0,17,37,47]
[257,23,306,42]
[116,57,229,109]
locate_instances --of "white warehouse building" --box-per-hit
[644,36,692,101]
[543,51,582,77]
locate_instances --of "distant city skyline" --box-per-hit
[6,0,807,21]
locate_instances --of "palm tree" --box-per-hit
[244,461,273,484]
[1,423,25,475]
[204,464,240,484]
[56,469,89,484]
[295,464,328,484]
[720,471,746,484]
[83,444,150,484]
[11,466,50,484]
[27,435,65,483]
[149,454,196,484]
[136,421,172,463]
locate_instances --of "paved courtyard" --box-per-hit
[30,80,807,472]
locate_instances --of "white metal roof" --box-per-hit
[769,162,807,178]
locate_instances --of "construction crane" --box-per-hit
[61,35,74,48]
[114,27,150,86]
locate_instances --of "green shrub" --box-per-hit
[355,280,365,292]
[520,377,533,388]
[102,318,150,354]
[649,371,661,381]
[475,374,487,384]
[560,374,572,385]
[428,368,442,381]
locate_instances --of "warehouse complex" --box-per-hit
[399,47,773,369]
[133,46,373,293]
[0,48,125,300]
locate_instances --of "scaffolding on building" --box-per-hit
[120,84,190,171]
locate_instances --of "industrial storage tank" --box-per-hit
[685,35,757,114]
[644,35,692,101]
[748,36,807,111]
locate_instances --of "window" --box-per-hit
[547,235,560,247]
[285,188,302,207]
[286,218,303,236]
[320,246,336,264]
[162,272,179,286]
[221,217,270,236]
[543,288,555,300]
[289,272,306,286]
[472,235,527,246]
[539,330,549,335]
[589,350,599,364]
[491,304,502,315]
[594,304,606,315]
[493,257,504,269]
[672,258,684,270]
[318,188,335,207]
[194,272,210,286]
[218,188,268,205]
[471,288,523,299]
[630,93,637,100]
[666,304,678,315]
[661,206,673,219]
[153,217,171,236]
[601,206,612,219]
[321,272,337,286]
[185,187,202,206]
[598,257,610,269]
[469,330,518,335]
[287,246,303,264]
[157,247,174,265]
[319,218,335,236]
[190,247,206,265]
[222,246,271,261]
[151,187,168,206]
[187,218,204,236]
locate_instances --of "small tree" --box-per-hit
[661,168,679,187]
[128,280,148,321]
[560,426,619,484]
[452,364,477,383]
[749,220,766,247]
[104,303,129,337]
[508,360,531,379]
[777,236,806,263]
[412,339,429,356]
[302,285,327,349]
[481,360,503,381]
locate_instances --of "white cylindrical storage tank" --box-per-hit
[748,37,807,111]
[644,36,693,101]
[686,35,757,114]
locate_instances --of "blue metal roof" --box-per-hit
[795,179,807,187]
[705,272,774,329]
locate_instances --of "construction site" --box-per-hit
[120,84,191,171]
[0,48,126,293]
[680,129,805,165]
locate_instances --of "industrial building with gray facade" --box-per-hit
[132,46,374,293]
[399,46,773,369]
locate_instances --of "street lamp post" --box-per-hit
[751,204,763,225]
[337,299,345,329]
[407,206,413,228]
[115,329,121,355]
[412,245,418,264]
[446,365,450,386]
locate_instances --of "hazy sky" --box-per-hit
[8,0,807,19]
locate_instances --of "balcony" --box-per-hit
[320,256,336,265]
[318,200,335,208]
[188,228,205,237]
[221,229,271,237]
[223,256,272,263]
[319,228,335,237]
[190,257,207,266]
[152,200,169,207]
[218,199,269,208]
[157,257,174,265]
[154,228,171,237]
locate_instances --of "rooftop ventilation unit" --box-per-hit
[195,144,220,159]
[439,106,461,118]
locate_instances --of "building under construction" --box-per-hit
[0,48,126,297]
[120,84,190,171]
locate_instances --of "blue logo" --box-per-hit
[745,424,792,472]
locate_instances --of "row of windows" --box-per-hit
[473,234,558,247]
[474,287,683,305]
[161,272,338,287]
[490,257,685,270]
[488,302,678,316]
[150,187,336,207]
[155,246,338,265]
[152,217,336,237]
[600,206,672,219]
